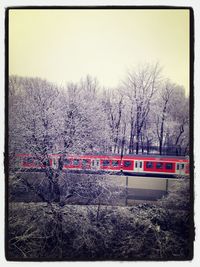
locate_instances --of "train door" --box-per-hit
[91,159,100,170]
[134,160,143,173]
[176,163,185,175]
[52,157,58,169]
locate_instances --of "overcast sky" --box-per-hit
[9,9,190,94]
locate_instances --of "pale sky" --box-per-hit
[9,9,190,94]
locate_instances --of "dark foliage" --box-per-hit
[7,173,193,260]
[8,202,192,260]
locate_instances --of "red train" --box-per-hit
[16,153,189,177]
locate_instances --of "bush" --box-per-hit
[159,176,190,210]
[7,202,193,260]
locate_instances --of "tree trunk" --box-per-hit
[53,176,61,203]
[159,139,163,155]
[159,99,168,155]
[146,138,150,155]
[136,140,139,154]
[135,105,140,155]
[129,120,134,154]
[141,134,144,154]
[135,127,139,154]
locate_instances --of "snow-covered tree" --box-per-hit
[166,86,189,155]
[123,63,161,154]
[154,81,175,155]
[152,83,189,155]
[101,88,125,153]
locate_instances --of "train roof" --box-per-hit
[123,154,188,159]
[16,153,189,161]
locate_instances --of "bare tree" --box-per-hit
[9,75,123,258]
[152,84,189,155]
[102,88,125,153]
[124,63,161,154]
[169,93,189,155]
[155,81,174,155]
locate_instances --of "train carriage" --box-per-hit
[121,155,189,176]
[61,155,122,173]
[15,153,189,177]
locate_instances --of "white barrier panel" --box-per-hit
[103,175,181,192]
[127,176,167,190]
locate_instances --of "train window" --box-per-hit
[135,162,137,168]
[23,157,33,164]
[124,161,131,167]
[34,160,40,166]
[73,159,80,166]
[176,163,185,170]
[139,162,142,168]
[27,157,33,163]
[166,163,173,170]
[64,159,71,165]
[146,161,153,168]
[92,160,95,167]
[103,160,110,166]
[82,159,89,165]
[43,159,50,166]
[112,160,119,167]
[156,162,163,169]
